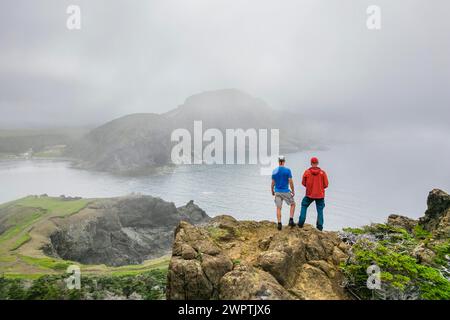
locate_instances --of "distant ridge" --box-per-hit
[67,89,311,173]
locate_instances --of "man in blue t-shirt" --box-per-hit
[271,156,296,230]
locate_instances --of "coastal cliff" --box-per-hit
[0,189,448,300]
[166,189,450,300]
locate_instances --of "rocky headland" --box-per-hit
[166,189,450,300]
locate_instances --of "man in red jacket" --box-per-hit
[298,157,329,231]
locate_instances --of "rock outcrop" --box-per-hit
[167,189,450,300]
[167,216,351,300]
[45,195,210,266]
[419,189,450,239]
[387,214,418,232]
[386,189,450,240]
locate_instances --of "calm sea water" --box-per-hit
[0,136,449,230]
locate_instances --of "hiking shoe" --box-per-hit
[288,218,295,227]
[297,223,304,228]
[317,226,323,231]
[277,223,282,231]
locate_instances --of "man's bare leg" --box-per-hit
[288,203,296,227]
[289,203,295,219]
[277,207,282,223]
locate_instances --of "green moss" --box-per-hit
[206,226,229,241]
[232,259,241,266]
[413,225,432,240]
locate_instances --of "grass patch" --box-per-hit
[413,225,432,241]
[110,265,169,277]
[0,209,45,243]
[2,273,47,280]
[107,257,170,276]
[19,255,74,271]
[0,255,16,263]
[15,196,89,218]
[10,233,31,251]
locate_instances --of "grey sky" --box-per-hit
[0,0,449,134]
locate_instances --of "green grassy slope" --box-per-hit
[0,196,170,279]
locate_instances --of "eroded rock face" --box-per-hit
[45,196,210,266]
[167,221,233,299]
[387,214,418,232]
[419,189,450,239]
[167,216,351,300]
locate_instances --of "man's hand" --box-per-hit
[272,190,275,196]
[289,178,295,198]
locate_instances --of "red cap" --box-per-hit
[311,157,319,164]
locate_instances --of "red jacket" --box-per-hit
[302,167,329,199]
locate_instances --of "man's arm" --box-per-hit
[302,171,307,187]
[289,178,295,197]
[271,179,275,196]
[323,171,329,189]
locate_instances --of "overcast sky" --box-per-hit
[0,0,449,134]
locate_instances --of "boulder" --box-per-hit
[413,243,437,266]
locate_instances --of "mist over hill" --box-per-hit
[67,89,318,173]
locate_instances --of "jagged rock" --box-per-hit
[167,218,351,300]
[178,200,210,224]
[332,246,348,265]
[219,264,295,300]
[167,257,214,299]
[258,236,272,251]
[413,243,437,266]
[45,196,210,266]
[387,214,418,232]
[291,263,346,300]
[419,189,450,239]
[309,260,336,279]
[207,215,241,241]
[166,221,233,300]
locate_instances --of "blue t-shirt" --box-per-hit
[272,166,292,193]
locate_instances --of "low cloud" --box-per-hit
[0,0,449,135]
